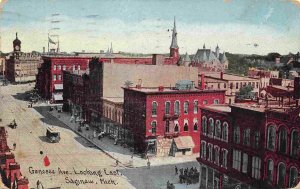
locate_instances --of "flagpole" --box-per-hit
[48,33,49,53]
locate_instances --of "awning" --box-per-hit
[54,84,63,90]
[174,136,195,150]
[53,94,63,101]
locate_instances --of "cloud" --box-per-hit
[289,0,300,7]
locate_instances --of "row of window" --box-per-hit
[151,99,220,116]
[266,160,298,188]
[233,126,260,148]
[216,81,260,90]
[201,116,228,142]
[53,74,62,81]
[200,141,228,168]
[53,64,81,71]
[150,120,199,134]
[267,125,299,157]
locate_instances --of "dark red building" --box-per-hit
[36,56,91,102]
[197,78,300,189]
[123,82,225,156]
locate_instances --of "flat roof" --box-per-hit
[201,105,231,113]
[230,104,266,112]
[205,73,259,81]
[102,97,124,103]
[124,87,226,95]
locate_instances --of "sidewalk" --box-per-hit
[46,107,198,168]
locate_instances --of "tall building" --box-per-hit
[5,33,43,83]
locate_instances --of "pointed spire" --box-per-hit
[110,42,113,54]
[203,43,206,49]
[16,32,18,39]
[170,17,178,49]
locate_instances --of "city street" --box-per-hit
[0,83,134,189]
[0,83,200,189]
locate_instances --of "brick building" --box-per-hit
[5,33,43,83]
[123,83,225,156]
[197,77,300,189]
[36,56,91,102]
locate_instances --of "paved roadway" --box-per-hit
[0,83,133,189]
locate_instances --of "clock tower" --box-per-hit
[13,32,21,52]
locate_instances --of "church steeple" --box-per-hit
[170,17,179,60]
[13,32,21,52]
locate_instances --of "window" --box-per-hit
[208,118,214,137]
[63,65,66,70]
[202,116,207,135]
[252,156,261,179]
[267,125,276,151]
[214,99,219,104]
[184,122,188,131]
[236,83,239,89]
[232,149,241,171]
[165,121,170,133]
[193,100,198,114]
[279,127,287,154]
[242,153,248,173]
[289,167,298,188]
[233,126,240,144]
[291,130,299,157]
[203,100,208,105]
[151,121,156,134]
[151,102,157,116]
[174,101,180,115]
[208,143,213,161]
[53,74,57,81]
[184,101,189,114]
[165,101,170,115]
[58,74,61,80]
[58,65,61,70]
[214,146,220,165]
[222,122,228,142]
[53,65,56,70]
[243,128,250,146]
[277,163,286,188]
[224,83,226,88]
[78,65,81,70]
[72,64,75,71]
[201,141,206,159]
[174,123,179,132]
[267,159,274,182]
[215,120,221,138]
[221,149,228,168]
[218,83,220,89]
[254,131,260,148]
[193,122,198,131]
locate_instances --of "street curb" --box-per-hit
[46,111,127,167]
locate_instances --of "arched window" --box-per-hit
[194,122,198,131]
[208,118,214,137]
[174,101,180,115]
[152,102,157,116]
[184,122,188,131]
[279,127,287,154]
[291,130,299,157]
[243,128,251,146]
[267,125,276,151]
[184,101,189,114]
[277,163,286,188]
[214,146,220,165]
[151,121,157,134]
[266,159,274,182]
[174,123,179,132]
[222,122,228,142]
[233,126,240,144]
[165,101,170,115]
[289,167,298,188]
[254,131,260,148]
[215,120,221,138]
[193,100,198,114]
[202,116,207,135]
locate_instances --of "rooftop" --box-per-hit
[102,97,124,104]
[205,73,259,81]
[201,104,231,113]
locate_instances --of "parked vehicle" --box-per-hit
[46,127,60,143]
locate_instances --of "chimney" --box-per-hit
[152,54,164,65]
[201,74,205,90]
[158,86,164,91]
[220,71,224,80]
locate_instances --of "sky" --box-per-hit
[0,0,300,55]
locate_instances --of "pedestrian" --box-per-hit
[93,130,97,138]
[147,160,150,169]
[175,166,178,174]
[13,142,16,150]
[115,159,119,166]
